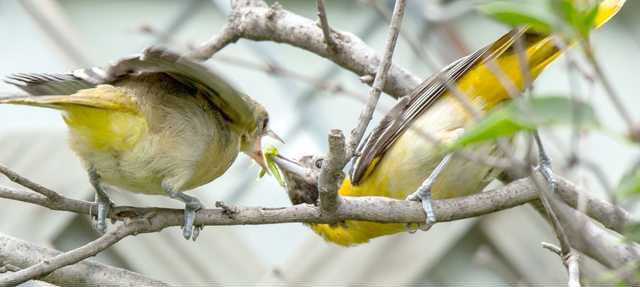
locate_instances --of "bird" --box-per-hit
[280,0,625,246]
[1,47,280,240]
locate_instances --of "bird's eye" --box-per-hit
[314,158,324,169]
[262,118,269,130]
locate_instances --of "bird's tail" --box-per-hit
[0,95,88,110]
[0,85,138,113]
[595,0,625,29]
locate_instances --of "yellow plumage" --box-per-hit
[310,0,624,246]
[1,48,275,239]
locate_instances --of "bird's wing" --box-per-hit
[350,28,528,185]
[5,47,255,129]
[4,71,100,96]
[105,47,256,129]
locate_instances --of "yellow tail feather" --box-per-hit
[595,0,625,28]
[0,85,138,113]
[1,85,146,152]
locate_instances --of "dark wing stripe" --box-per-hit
[350,28,525,184]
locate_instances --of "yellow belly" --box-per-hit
[62,86,239,195]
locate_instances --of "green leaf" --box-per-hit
[617,164,640,198]
[259,145,286,187]
[549,0,599,37]
[450,96,599,149]
[479,2,552,34]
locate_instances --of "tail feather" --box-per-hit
[595,0,625,28]
[0,85,139,113]
[0,95,71,110]
[4,73,95,96]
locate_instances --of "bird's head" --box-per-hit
[240,102,283,169]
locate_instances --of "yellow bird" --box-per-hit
[282,0,625,246]
[1,47,279,240]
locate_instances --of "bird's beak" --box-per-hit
[248,128,284,170]
[272,155,307,177]
[265,128,285,144]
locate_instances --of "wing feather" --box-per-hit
[350,28,528,184]
[4,47,255,129]
[4,73,95,95]
[106,47,256,129]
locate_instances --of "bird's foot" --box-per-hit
[404,153,453,232]
[182,199,204,241]
[94,193,114,234]
[167,191,205,241]
[536,155,557,193]
[406,189,436,231]
[534,132,557,193]
[163,183,205,241]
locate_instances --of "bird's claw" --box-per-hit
[94,196,113,234]
[406,190,436,231]
[182,201,204,241]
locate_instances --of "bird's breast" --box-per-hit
[66,86,240,194]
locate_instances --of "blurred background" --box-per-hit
[0,0,638,285]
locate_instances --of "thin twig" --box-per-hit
[316,0,337,54]
[542,241,563,255]
[211,55,365,100]
[0,164,61,200]
[361,0,482,120]
[348,0,407,156]
[542,243,582,287]
[581,42,634,129]
[532,170,573,254]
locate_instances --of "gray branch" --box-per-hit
[318,130,346,214]
[188,1,420,98]
[0,173,637,282]
[316,0,338,54]
[347,0,407,156]
[0,233,170,287]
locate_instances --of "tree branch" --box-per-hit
[0,164,61,200]
[347,0,406,156]
[1,221,147,286]
[316,0,337,54]
[188,1,420,98]
[0,233,170,287]
[0,168,637,283]
[318,129,346,214]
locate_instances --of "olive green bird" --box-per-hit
[1,47,278,240]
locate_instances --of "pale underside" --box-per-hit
[66,75,241,195]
